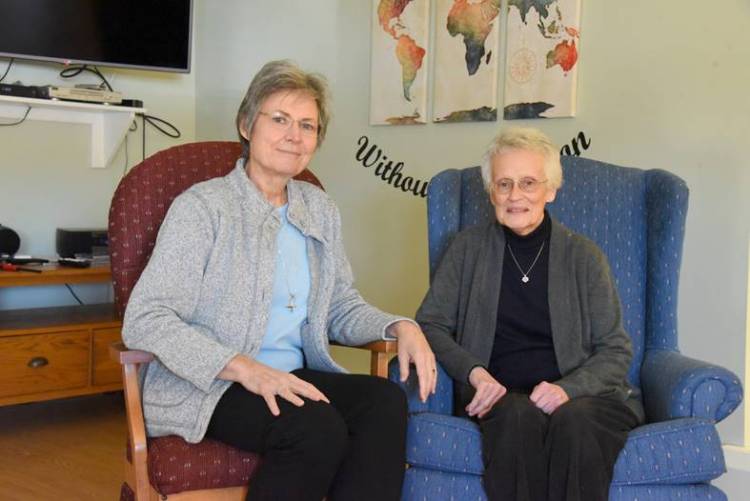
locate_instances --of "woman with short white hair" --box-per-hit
[417,127,643,501]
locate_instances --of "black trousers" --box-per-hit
[205,368,407,501]
[480,393,639,501]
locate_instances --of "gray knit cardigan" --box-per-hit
[416,218,644,422]
[123,162,405,443]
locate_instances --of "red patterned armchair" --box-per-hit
[108,141,396,500]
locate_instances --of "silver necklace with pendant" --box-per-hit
[506,241,545,284]
[278,250,296,312]
[285,289,296,312]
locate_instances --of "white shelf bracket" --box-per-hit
[0,95,146,168]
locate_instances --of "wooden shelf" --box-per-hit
[0,303,119,336]
[0,264,112,287]
[0,95,146,168]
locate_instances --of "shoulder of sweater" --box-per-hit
[181,176,234,205]
[438,221,498,264]
[290,179,334,209]
[170,174,338,224]
[454,220,496,243]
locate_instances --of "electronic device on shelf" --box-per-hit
[0,83,45,99]
[44,85,123,104]
[0,224,20,255]
[57,258,92,268]
[56,228,108,258]
[0,255,48,265]
[0,1,192,73]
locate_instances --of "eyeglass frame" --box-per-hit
[256,110,319,137]
[491,177,549,195]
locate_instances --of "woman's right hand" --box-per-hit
[219,355,330,416]
[466,366,507,418]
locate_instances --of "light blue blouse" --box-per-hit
[255,204,309,372]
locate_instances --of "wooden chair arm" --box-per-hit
[358,339,398,354]
[342,339,398,377]
[109,342,152,501]
[110,342,155,364]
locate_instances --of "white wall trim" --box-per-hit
[745,236,750,446]
[724,445,750,472]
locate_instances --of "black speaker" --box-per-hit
[0,224,20,256]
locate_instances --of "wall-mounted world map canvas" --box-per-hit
[370,0,430,125]
[432,0,501,123]
[503,0,581,119]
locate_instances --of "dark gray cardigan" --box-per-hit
[416,218,644,422]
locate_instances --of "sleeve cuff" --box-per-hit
[465,364,485,384]
[381,317,419,341]
[194,347,241,394]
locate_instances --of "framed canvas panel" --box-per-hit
[503,0,582,119]
[370,0,430,125]
[432,0,501,123]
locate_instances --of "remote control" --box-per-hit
[6,256,50,265]
[58,258,91,268]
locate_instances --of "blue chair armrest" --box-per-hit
[641,349,743,422]
[388,358,453,415]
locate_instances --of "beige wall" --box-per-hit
[194,0,750,444]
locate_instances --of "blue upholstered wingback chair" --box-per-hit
[390,157,743,500]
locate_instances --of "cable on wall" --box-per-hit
[137,113,181,162]
[58,64,113,91]
[0,105,31,126]
[0,58,13,82]
[65,283,84,305]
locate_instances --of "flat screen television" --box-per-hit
[0,0,192,73]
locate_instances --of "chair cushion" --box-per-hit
[147,435,260,495]
[609,483,727,501]
[406,413,484,475]
[401,468,727,501]
[403,465,487,501]
[612,418,725,485]
[406,414,725,487]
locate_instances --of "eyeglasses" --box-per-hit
[257,111,319,137]
[492,177,548,194]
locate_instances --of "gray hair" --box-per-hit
[480,127,563,192]
[236,60,331,160]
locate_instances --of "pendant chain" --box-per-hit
[277,249,296,312]
[506,241,545,284]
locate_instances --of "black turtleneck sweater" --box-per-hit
[489,211,561,392]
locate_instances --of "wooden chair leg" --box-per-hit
[370,351,390,378]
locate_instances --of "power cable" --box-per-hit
[0,58,13,82]
[0,106,31,126]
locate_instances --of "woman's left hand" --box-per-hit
[529,381,569,414]
[388,320,437,402]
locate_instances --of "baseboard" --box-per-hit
[723,445,750,471]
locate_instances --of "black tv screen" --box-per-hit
[0,0,192,73]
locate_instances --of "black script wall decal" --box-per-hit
[560,131,591,156]
[354,131,591,198]
[355,136,429,198]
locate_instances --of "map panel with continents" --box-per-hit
[504,0,581,119]
[433,0,501,123]
[370,0,430,125]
